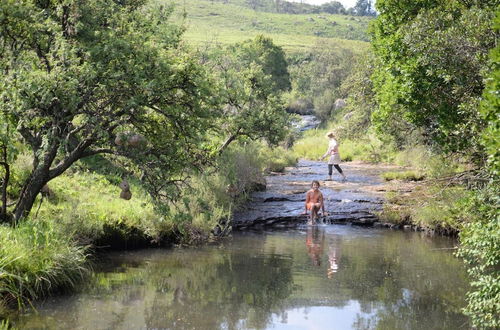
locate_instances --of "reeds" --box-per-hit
[0,220,89,315]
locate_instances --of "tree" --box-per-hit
[206,36,292,153]
[0,0,216,221]
[370,0,497,153]
[235,35,292,92]
[287,43,356,121]
[246,0,261,10]
[320,1,346,15]
[353,0,375,16]
[457,11,500,329]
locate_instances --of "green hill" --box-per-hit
[163,0,370,53]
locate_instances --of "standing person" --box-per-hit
[302,180,328,225]
[320,132,346,181]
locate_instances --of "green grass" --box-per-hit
[162,0,370,52]
[0,220,88,315]
[379,183,475,234]
[292,128,396,163]
[0,319,11,330]
[32,171,162,247]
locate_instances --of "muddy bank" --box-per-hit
[232,160,403,230]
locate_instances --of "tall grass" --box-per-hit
[0,320,10,330]
[293,128,396,163]
[0,220,88,316]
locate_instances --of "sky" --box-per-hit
[289,0,360,9]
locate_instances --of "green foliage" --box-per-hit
[32,171,160,245]
[235,35,291,91]
[379,184,475,234]
[479,12,500,177]
[207,36,292,150]
[0,220,88,313]
[0,0,218,220]
[392,146,469,179]
[337,51,377,138]
[0,319,10,330]
[413,186,473,232]
[287,43,358,121]
[457,183,500,329]
[353,0,376,16]
[455,12,500,329]
[371,0,497,153]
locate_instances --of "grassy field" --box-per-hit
[162,0,371,52]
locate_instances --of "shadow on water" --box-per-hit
[14,226,469,329]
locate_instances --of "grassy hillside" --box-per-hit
[163,0,370,52]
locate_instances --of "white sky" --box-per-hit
[289,0,360,9]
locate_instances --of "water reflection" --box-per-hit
[327,236,340,279]
[14,227,470,329]
[305,226,325,266]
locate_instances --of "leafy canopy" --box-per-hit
[0,0,216,220]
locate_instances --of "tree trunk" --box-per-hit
[13,128,60,221]
[0,145,9,222]
[218,128,242,155]
[13,168,48,221]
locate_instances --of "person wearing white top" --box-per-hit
[320,132,346,181]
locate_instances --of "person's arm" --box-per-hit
[321,146,331,160]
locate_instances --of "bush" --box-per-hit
[457,183,500,329]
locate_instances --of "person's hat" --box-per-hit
[326,132,335,138]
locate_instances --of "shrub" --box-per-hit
[457,183,500,328]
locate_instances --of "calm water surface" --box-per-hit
[15,226,469,329]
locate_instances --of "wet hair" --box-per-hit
[311,180,320,187]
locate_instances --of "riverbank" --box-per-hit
[0,142,297,320]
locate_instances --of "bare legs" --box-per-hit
[308,203,321,225]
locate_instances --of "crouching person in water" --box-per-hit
[303,180,328,225]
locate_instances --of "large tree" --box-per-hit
[207,35,292,153]
[0,0,216,221]
[371,0,497,152]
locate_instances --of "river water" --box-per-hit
[14,117,471,329]
[15,226,469,329]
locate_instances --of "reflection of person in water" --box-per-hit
[305,226,325,266]
[327,241,340,279]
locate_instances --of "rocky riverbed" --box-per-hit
[232,160,403,230]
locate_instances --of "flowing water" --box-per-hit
[15,227,469,329]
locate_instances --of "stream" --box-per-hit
[13,158,471,329]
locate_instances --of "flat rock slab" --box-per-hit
[233,160,392,230]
